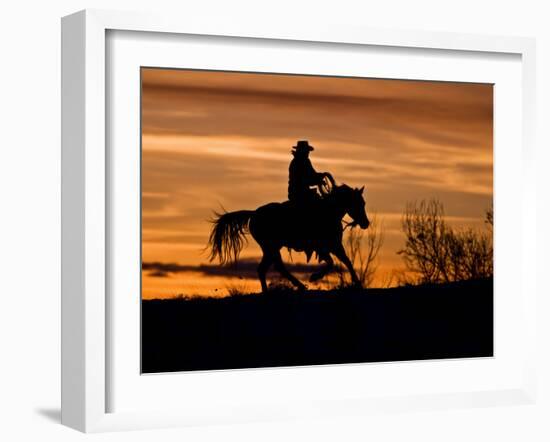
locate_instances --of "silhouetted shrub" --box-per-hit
[398,199,492,284]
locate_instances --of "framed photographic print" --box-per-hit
[140,68,494,374]
[61,9,537,432]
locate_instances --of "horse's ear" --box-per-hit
[359,186,365,195]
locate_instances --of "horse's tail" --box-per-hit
[208,210,255,264]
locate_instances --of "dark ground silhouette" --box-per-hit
[141,278,493,373]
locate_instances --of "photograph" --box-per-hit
[140,68,494,373]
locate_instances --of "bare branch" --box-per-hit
[334,213,385,288]
[398,199,493,284]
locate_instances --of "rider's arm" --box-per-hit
[304,159,325,185]
[323,172,336,187]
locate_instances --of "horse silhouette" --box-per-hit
[208,184,370,292]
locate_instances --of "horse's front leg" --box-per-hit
[309,253,334,282]
[333,245,362,288]
[257,252,273,293]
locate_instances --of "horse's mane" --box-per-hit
[326,183,352,198]
[318,184,353,211]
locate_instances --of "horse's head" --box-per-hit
[333,184,370,229]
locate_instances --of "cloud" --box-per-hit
[141,69,492,160]
[142,68,491,107]
[140,68,493,292]
[142,258,327,280]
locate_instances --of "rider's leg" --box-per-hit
[333,245,362,287]
[273,250,306,291]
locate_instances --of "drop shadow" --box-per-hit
[35,407,61,423]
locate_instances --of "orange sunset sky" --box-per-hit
[141,68,493,299]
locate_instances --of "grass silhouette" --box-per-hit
[142,278,493,373]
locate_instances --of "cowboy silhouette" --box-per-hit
[209,139,370,291]
[287,140,335,203]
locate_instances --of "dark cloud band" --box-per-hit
[143,258,327,279]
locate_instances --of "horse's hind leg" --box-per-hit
[257,253,273,293]
[273,251,306,292]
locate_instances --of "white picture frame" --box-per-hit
[61,9,537,433]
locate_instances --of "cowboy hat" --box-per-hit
[292,140,314,152]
